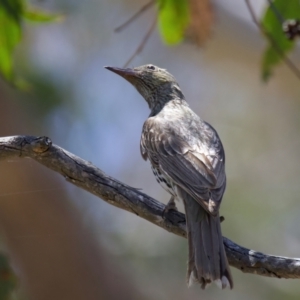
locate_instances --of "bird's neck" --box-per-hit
[147,83,185,116]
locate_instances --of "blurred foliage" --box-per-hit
[23,9,63,23]
[156,0,189,45]
[156,0,300,81]
[261,0,300,81]
[0,254,17,300]
[0,0,61,88]
[2,0,300,87]
[0,0,22,83]
[21,73,64,119]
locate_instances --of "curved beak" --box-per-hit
[104,66,137,79]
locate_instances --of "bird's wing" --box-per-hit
[140,117,226,216]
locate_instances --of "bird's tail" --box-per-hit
[179,188,233,289]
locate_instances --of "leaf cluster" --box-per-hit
[261,0,300,81]
[0,0,299,87]
[0,0,62,87]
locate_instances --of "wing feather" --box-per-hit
[141,117,226,215]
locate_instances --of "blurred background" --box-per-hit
[1,0,300,299]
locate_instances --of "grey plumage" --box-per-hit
[105,64,233,289]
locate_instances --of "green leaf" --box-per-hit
[23,9,64,23]
[0,0,62,88]
[261,0,300,81]
[157,0,189,45]
[0,0,23,81]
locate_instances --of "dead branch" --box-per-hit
[0,135,299,279]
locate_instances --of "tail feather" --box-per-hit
[179,188,233,289]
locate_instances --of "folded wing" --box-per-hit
[140,117,226,215]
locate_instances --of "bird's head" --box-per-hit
[105,64,184,111]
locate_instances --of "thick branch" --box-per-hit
[0,135,299,279]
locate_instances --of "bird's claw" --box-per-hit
[162,197,178,219]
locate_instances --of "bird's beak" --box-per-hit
[104,66,138,79]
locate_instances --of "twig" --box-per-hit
[123,16,157,68]
[267,0,300,40]
[115,0,155,32]
[1,135,300,279]
[267,0,285,23]
[245,0,300,80]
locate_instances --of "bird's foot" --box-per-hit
[162,196,178,219]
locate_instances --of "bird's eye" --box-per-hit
[147,65,156,71]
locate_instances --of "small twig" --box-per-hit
[245,0,300,80]
[123,16,157,68]
[267,0,300,40]
[115,0,155,32]
[267,0,285,23]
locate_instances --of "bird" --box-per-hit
[105,64,233,289]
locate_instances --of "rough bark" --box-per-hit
[0,135,299,279]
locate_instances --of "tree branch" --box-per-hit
[0,135,299,279]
